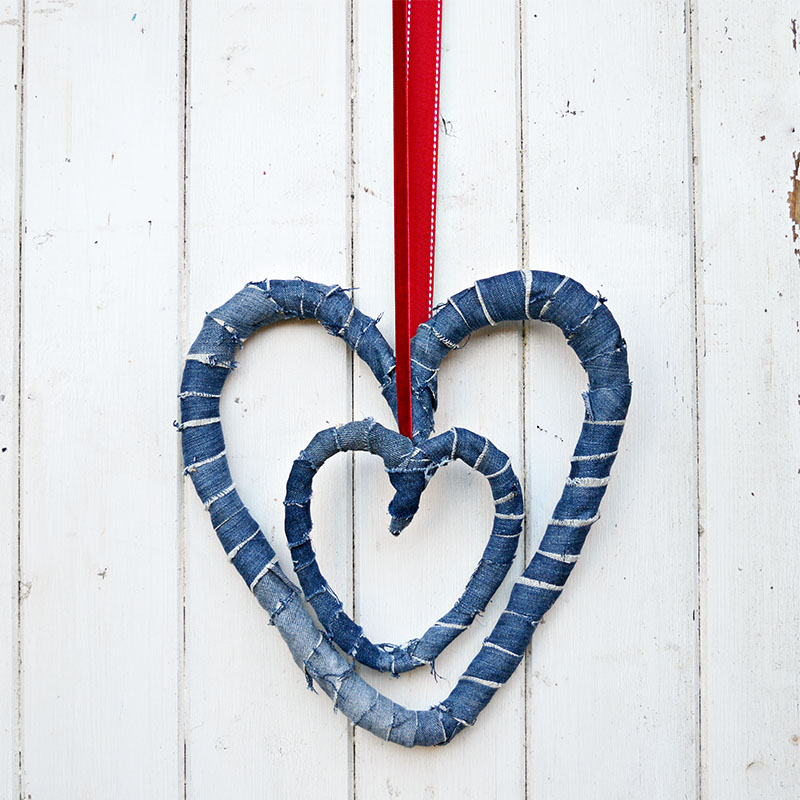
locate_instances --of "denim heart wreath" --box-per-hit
[179,269,631,747]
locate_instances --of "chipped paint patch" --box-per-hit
[789,151,800,266]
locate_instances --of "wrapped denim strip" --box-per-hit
[179,270,631,747]
[284,419,523,674]
[410,271,631,441]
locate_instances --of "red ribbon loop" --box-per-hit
[392,0,442,438]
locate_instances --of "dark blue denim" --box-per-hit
[179,271,631,746]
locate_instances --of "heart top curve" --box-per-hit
[178,270,631,747]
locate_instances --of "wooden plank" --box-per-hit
[351,0,526,793]
[521,2,699,797]
[694,3,800,796]
[0,3,20,797]
[18,2,182,797]
[183,2,352,797]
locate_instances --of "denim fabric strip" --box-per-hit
[179,270,631,746]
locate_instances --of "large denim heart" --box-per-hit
[179,270,631,747]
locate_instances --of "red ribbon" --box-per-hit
[392,0,442,438]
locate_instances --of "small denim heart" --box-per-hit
[179,270,631,747]
[284,419,523,676]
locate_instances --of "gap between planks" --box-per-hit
[14,1,26,798]
[685,0,705,796]
[178,0,191,798]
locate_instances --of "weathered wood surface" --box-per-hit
[2,1,798,797]
[17,1,183,797]
[1,3,21,798]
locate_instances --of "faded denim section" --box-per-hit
[179,271,631,746]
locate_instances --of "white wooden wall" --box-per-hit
[2,1,799,797]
